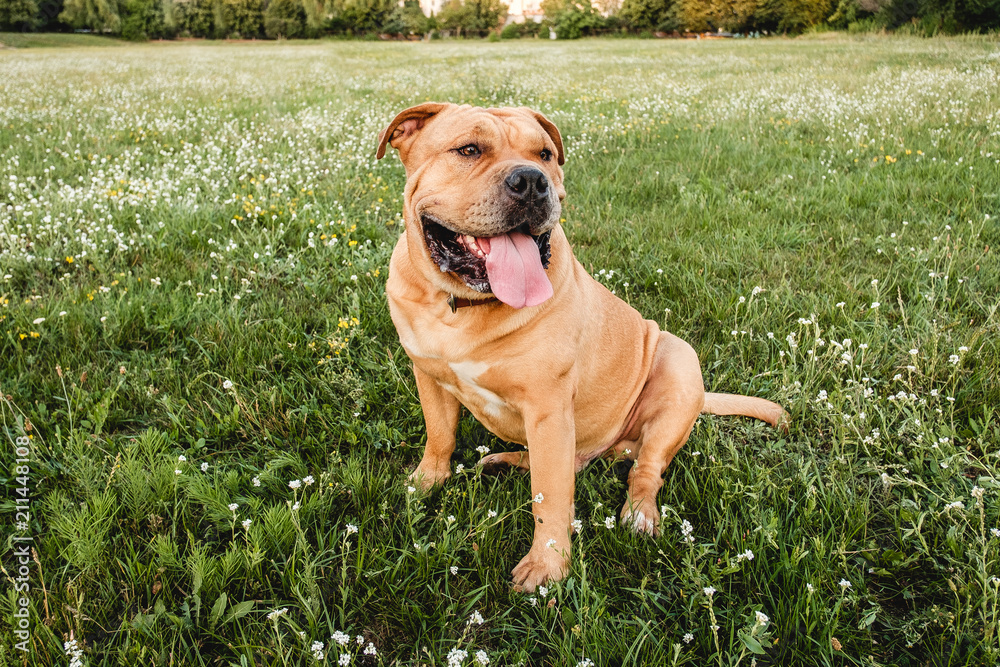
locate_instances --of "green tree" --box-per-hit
[223,0,262,36]
[174,0,213,34]
[263,0,305,36]
[618,0,672,29]
[121,0,163,38]
[0,0,39,29]
[60,0,122,31]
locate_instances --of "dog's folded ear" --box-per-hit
[376,103,449,160]
[526,109,565,166]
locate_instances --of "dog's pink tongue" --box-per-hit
[484,231,553,309]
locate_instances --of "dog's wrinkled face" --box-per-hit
[377,103,566,308]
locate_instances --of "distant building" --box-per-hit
[505,0,544,22]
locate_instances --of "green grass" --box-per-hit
[1,35,999,666]
[0,32,128,48]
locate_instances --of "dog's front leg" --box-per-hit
[409,365,460,491]
[511,397,575,592]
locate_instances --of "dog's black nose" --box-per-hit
[505,167,549,203]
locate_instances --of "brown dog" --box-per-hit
[376,103,785,591]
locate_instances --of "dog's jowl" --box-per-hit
[377,103,786,591]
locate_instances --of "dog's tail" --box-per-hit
[702,392,789,432]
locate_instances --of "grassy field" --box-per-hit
[1,34,999,666]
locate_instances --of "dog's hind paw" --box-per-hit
[477,451,530,474]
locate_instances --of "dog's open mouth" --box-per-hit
[421,215,553,309]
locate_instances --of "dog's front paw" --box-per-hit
[511,545,569,592]
[408,461,451,492]
[620,497,660,536]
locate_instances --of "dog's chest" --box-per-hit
[396,318,523,436]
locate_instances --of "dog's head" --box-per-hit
[377,103,566,309]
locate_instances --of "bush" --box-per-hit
[500,20,519,37]
[263,0,305,38]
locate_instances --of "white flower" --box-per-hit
[871,302,880,309]
[178,455,186,462]
[450,565,459,575]
[303,475,315,485]
[175,469,182,475]
[407,485,416,494]
[944,501,965,511]
[345,523,358,535]
[338,654,351,666]
[806,583,815,594]
[991,528,1000,538]
[474,650,490,666]
[266,607,288,620]
[447,648,468,666]
[476,445,490,455]
[223,379,234,390]
[487,509,498,518]
[949,354,960,365]
[330,630,350,646]
[291,501,300,511]
[242,519,252,530]
[604,516,616,529]
[755,610,769,625]
[576,659,595,667]
[972,486,985,501]
[289,479,302,489]
[364,642,376,656]
[683,632,694,643]
[533,493,544,504]
[311,641,325,660]
[571,519,582,534]
[703,586,716,597]
[201,462,209,472]
[228,503,238,512]
[538,585,548,598]
[469,610,485,625]
[839,579,852,590]
[546,539,557,549]
[680,519,694,544]
[32,317,45,325]
[356,636,365,645]
[455,464,465,474]
[909,348,918,355]
[253,476,261,487]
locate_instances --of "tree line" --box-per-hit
[1,0,996,41]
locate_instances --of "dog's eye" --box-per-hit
[540,149,553,162]
[456,144,481,157]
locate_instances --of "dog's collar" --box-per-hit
[448,294,499,313]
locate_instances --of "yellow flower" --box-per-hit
[66,256,74,263]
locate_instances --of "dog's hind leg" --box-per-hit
[409,365,461,491]
[477,450,530,474]
[619,332,705,536]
